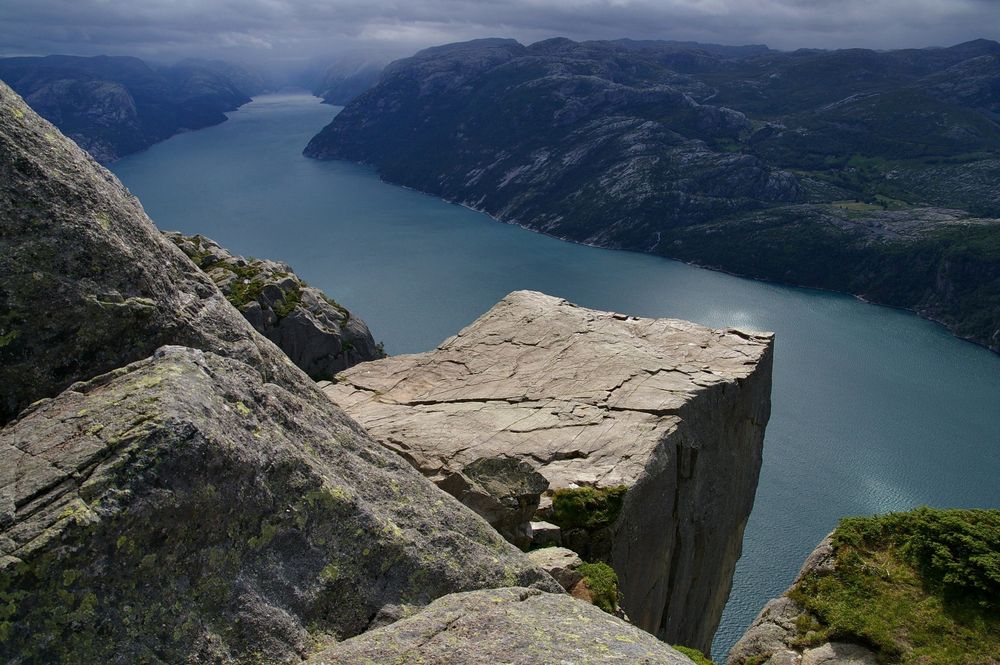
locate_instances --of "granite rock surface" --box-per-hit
[0,80,301,425]
[324,290,774,652]
[307,587,697,665]
[166,232,383,380]
[0,346,560,663]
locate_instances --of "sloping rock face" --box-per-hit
[0,80,300,426]
[166,233,383,379]
[0,345,560,663]
[324,290,774,652]
[0,83,565,663]
[307,587,696,665]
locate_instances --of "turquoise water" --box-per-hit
[112,93,1000,659]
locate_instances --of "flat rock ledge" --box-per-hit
[324,290,774,652]
[307,587,696,665]
[726,536,878,665]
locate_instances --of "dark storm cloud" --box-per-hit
[1,0,997,61]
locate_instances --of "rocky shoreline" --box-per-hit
[305,37,1000,354]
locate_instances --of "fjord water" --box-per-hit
[112,93,1000,658]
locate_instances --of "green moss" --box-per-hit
[672,645,716,665]
[319,563,340,583]
[224,262,268,309]
[577,561,619,615]
[320,293,350,320]
[247,521,279,550]
[789,507,1000,664]
[272,285,302,319]
[550,485,628,530]
[0,330,19,348]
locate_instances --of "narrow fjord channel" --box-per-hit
[112,93,1000,659]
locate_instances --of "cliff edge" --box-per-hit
[324,290,774,653]
[0,80,698,664]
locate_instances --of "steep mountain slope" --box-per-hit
[0,55,265,161]
[305,37,1000,352]
[0,78,570,664]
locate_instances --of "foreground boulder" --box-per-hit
[0,83,567,664]
[166,232,383,379]
[307,587,696,664]
[728,508,1000,665]
[0,80,300,425]
[324,290,774,652]
[0,346,559,663]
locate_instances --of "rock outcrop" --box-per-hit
[436,456,549,551]
[307,587,696,665]
[527,547,584,590]
[0,346,559,663]
[0,81,698,665]
[0,80,299,425]
[0,82,569,663]
[728,508,1000,665]
[166,232,383,380]
[324,290,774,653]
[726,537,878,665]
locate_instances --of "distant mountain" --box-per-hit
[0,55,267,162]
[305,37,1000,352]
[308,56,388,105]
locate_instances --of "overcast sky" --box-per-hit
[1,0,997,64]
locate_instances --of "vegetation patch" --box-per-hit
[550,485,628,530]
[272,284,302,319]
[577,561,619,615]
[223,262,267,309]
[789,507,1000,664]
[672,645,716,665]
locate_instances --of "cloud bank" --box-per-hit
[1,0,997,62]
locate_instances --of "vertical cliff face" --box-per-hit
[324,290,774,653]
[616,342,773,650]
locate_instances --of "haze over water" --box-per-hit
[112,93,1000,659]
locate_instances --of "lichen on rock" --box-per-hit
[0,346,559,663]
[306,587,697,665]
[166,232,384,380]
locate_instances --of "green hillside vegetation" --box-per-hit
[789,508,1000,664]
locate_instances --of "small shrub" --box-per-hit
[577,561,619,614]
[790,507,1000,664]
[550,485,628,530]
[672,645,715,665]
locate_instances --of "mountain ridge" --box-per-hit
[304,36,1000,353]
